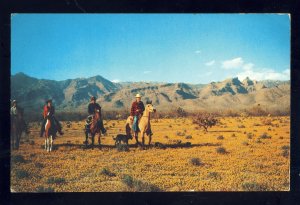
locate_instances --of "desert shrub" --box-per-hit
[117,144,129,152]
[242,141,249,146]
[253,123,261,126]
[154,142,166,149]
[47,177,66,184]
[207,172,221,180]
[190,158,202,166]
[256,139,262,143]
[281,145,290,150]
[100,168,116,177]
[282,150,289,158]
[259,133,272,139]
[247,133,254,139]
[217,135,224,140]
[35,162,44,169]
[36,186,55,192]
[185,135,192,139]
[246,106,268,116]
[242,182,267,191]
[279,136,284,140]
[176,131,185,136]
[193,113,218,132]
[30,153,36,158]
[238,125,246,128]
[122,175,134,187]
[262,119,273,126]
[216,147,227,154]
[11,155,26,164]
[231,133,236,137]
[190,157,202,166]
[15,170,30,179]
[133,180,161,192]
[121,174,161,192]
[164,135,169,139]
[177,107,187,118]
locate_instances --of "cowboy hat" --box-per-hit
[91,96,96,101]
[135,94,142,98]
[12,100,17,103]
[46,99,52,103]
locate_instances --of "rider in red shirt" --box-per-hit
[40,99,63,137]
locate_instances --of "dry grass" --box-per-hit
[11,116,290,192]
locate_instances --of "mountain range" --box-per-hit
[11,72,290,114]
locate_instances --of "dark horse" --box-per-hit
[84,109,102,148]
[11,109,28,150]
[44,113,58,152]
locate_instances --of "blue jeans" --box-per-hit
[132,116,138,132]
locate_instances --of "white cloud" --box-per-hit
[143,71,152,74]
[222,57,244,69]
[195,50,201,54]
[237,68,290,81]
[205,60,215,66]
[111,79,120,83]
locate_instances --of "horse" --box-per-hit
[125,101,156,148]
[84,109,101,148]
[11,108,27,150]
[44,113,57,152]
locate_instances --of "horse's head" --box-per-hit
[145,100,156,113]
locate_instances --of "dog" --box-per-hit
[113,134,133,146]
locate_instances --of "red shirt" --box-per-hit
[43,105,55,119]
[130,101,145,116]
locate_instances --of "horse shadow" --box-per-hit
[51,141,222,150]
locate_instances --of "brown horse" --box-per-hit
[44,113,57,152]
[125,101,156,147]
[11,109,27,150]
[85,109,102,148]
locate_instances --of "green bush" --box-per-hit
[216,147,227,154]
[207,172,221,180]
[36,186,55,192]
[47,177,66,184]
[242,182,267,191]
[122,174,134,187]
[259,133,272,139]
[100,168,116,177]
[190,158,202,166]
[11,155,26,164]
[15,170,30,179]
[217,135,224,140]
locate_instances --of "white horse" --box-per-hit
[125,101,156,147]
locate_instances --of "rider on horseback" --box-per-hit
[40,99,63,137]
[130,94,153,136]
[10,100,28,132]
[85,96,106,134]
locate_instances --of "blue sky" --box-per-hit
[11,14,290,84]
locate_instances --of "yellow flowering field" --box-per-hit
[11,116,290,192]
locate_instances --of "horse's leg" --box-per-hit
[98,132,101,145]
[91,133,95,149]
[148,134,152,146]
[46,137,50,152]
[142,132,145,148]
[134,132,139,146]
[84,131,89,146]
[45,138,47,150]
[50,135,53,152]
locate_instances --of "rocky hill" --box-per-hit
[11,72,290,114]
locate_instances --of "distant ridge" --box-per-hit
[11,72,290,114]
